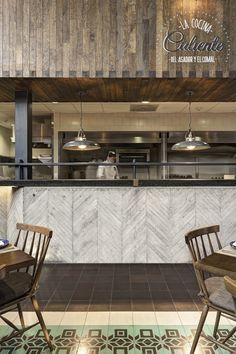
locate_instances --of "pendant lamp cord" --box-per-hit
[79,92,83,131]
[186,91,193,138]
[188,100,192,132]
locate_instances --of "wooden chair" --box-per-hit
[185,225,236,353]
[190,276,236,353]
[185,226,222,342]
[0,223,53,350]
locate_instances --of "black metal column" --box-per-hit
[15,90,32,179]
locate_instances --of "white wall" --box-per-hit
[0,126,14,157]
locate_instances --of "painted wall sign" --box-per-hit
[162,12,230,65]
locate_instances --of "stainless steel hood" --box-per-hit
[62,131,236,145]
[62,131,161,144]
[168,131,236,144]
[32,117,52,145]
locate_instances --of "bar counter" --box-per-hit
[0,179,236,187]
[0,183,235,264]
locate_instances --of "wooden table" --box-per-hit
[195,252,236,279]
[0,248,35,272]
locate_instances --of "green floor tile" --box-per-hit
[77,325,109,354]
[133,325,162,354]
[180,324,232,354]
[107,325,135,354]
[158,325,191,354]
[0,324,235,353]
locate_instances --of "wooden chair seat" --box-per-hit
[0,272,32,306]
[204,276,224,295]
[209,287,235,312]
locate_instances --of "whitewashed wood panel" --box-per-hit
[48,188,73,262]
[122,188,147,263]
[195,188,222,228]
[221,188,236,246]
[73,188,98,263]
[170,188,195,263]
[23,188,48,225]
[97,188,122,263]
[4,186,236,263]
[7,188,23,242]
[146,188,170,263]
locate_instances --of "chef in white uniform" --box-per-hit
[96,151,119,179]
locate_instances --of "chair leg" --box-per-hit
[222,325,236,344]
[213,311,221,338]
[31,296,53,351]
[190,304,209,354]
[17,303,25,329]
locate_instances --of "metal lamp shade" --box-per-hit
[172,135,210,151]
[63,138,100,151]
[63,130,100,151]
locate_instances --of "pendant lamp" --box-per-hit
[63,92,100,151]
[171,91,210,151]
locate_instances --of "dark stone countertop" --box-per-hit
[0,179,236,187]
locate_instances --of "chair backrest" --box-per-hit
[14,223,53,292]
[185,225,221,262]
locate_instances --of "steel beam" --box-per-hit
[15,90,32,179]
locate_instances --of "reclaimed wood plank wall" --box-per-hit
[0,0,235,78]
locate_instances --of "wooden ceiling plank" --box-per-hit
[0,78,235,102]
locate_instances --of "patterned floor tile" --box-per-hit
[77,325,109,354]
[133,325,161,354]
[51,326,82,353]
[107,325,135,354]
[0,325,64,354]
[180,325,226,354]
[158,325,191,354]
[0,323,235,353]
